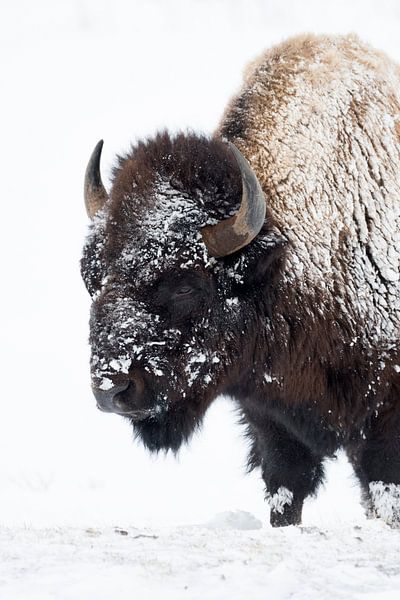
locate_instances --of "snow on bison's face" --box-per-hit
[81,133,285,450]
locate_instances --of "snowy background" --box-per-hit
[1,0,400,598]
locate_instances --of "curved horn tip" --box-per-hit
[84,139,108,218]
[93,139,104,155]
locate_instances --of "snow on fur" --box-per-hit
[266,486,294,514]
[370,481,400,526]
[218,33,400,348]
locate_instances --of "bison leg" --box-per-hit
[348,409,400,527]
[249,418,325,527]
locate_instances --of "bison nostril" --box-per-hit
[113,380,136,411]
[93,382,129,412]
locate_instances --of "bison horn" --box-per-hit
[84,139,109,218]
[201,143,266,257]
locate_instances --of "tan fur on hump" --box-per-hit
[216,33,400,349]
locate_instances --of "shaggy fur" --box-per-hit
[82,34,400,527]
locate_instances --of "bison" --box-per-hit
[81,34,400,527]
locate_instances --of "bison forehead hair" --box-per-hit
[81,132,286,449]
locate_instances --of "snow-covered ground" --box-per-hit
[1,1,400,598]
[2,517,400,600]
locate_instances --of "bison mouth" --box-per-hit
[96,403,156,421]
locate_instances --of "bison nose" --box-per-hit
[93,383,130,413]
[92,371,147,416]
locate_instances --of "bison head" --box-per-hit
[81,132,286,451]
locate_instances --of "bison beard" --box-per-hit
[81,34,400,527]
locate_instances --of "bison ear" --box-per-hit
[242,230,287,286]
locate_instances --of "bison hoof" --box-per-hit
[270,502,302,527]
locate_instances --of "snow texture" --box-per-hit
[369,482,400,526]
[220,33,400,352]
[204,509,263,530]
[267,486,294,514]
[2,520,400,600]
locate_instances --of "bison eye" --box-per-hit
[174,286,193,297]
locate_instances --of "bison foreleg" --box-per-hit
[249,417,325,527]
[348,406,400,527]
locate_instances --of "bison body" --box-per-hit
[81,34,400,526]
